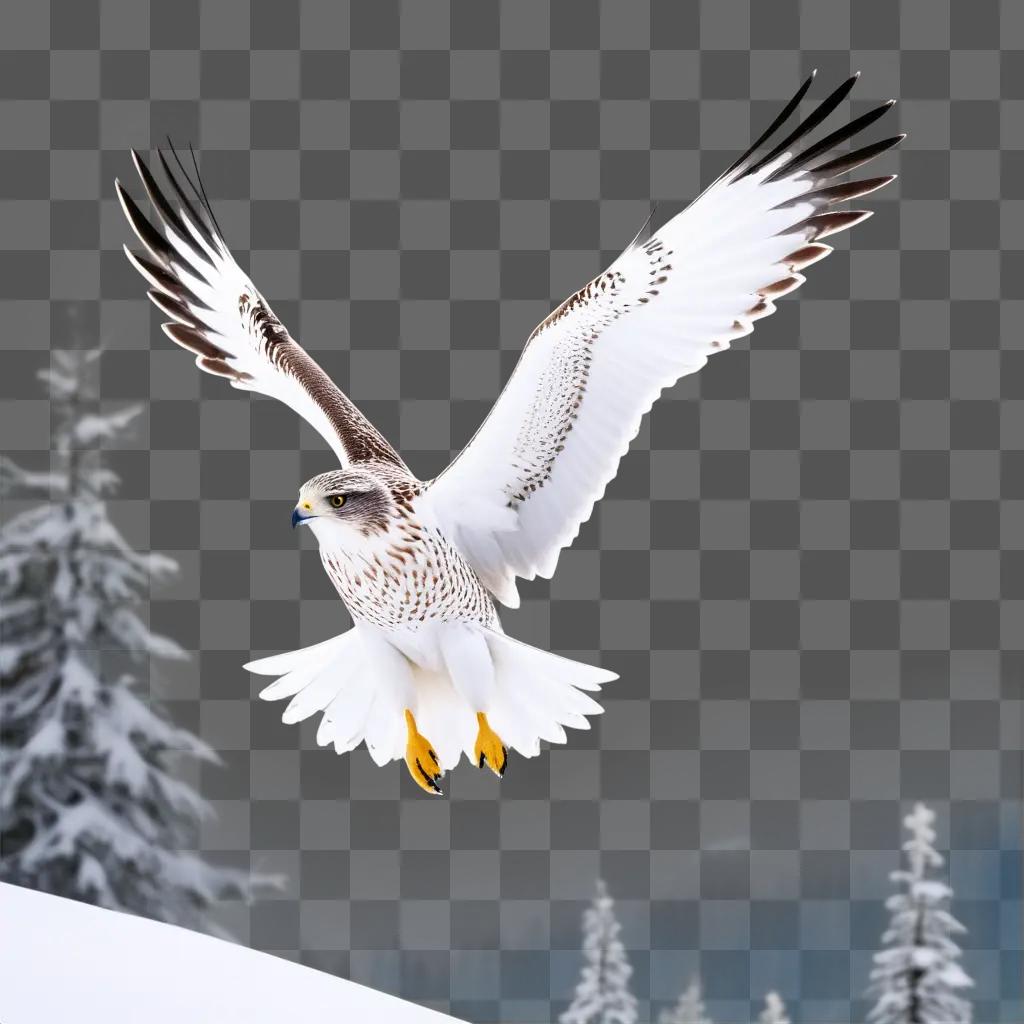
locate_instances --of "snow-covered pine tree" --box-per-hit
[660,976,712,1024]
[867,802,973,1024]
[0,348,269,935]
[757,991,790,1024]
[560,878,638,1024]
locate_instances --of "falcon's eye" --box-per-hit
[329,494,346,509]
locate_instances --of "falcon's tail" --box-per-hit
[245,629,379,756]
[465,630,617,765]
[245,627,616,772]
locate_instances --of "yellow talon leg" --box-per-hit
[474,712,508,778]
[404,709,443,796]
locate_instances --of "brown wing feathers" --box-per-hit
[782,243,831,272]
[122,245,211,311]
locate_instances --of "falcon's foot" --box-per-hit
[405,710,443,796]
[474,712,508,778]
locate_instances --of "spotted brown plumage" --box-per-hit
[297,466,498,631]
[118,73,900,794]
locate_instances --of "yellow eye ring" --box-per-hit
[329,494,346,509]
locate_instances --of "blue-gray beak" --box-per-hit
[292,507,314,529]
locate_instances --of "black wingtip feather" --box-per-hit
[742,73,861,180]
[721,70,817,178]
[187,141,226,241]
[166,136,202,204]
[157,144,221,251]
[766,99,897,182]
[116,178,176,266]
[130,149,216,269]
[810,134,905,178]
[165,138,226,245]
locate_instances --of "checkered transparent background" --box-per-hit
[0,1,1021,1021]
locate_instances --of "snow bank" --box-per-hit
[0,883,464,1024]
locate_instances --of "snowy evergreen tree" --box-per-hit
[660,976,712,1024]
[0,348,270,935]
[867,802,973,1024]
[560,878,638,1024]
[757,991,790,1024]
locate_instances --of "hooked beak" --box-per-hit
[292,505,315,529]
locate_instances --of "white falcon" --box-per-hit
[117,73,900,794]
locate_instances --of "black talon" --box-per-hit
[499,749,508,777]
[429,749,439,766]
[415,759,442,795]
[479,752,486,769]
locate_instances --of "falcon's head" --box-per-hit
[292,469,393,541]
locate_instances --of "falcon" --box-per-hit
[117,73,900,794]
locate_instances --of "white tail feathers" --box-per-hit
[245,625,616,771]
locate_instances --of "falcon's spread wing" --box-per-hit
[116,149,405,470]
[425,73,902,608]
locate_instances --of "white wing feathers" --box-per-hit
[116,148,405,471]
[425,73,902,608]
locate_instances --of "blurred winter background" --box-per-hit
[559,803,975,1024]
[0,341,278,931]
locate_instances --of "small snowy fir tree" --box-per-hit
[758,991,790,1024]
[868,802,973,1024]
[560,879,638,1024]
[0,349,269,935]
[660,977,712,1024]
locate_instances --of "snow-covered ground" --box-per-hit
[0,882,464,1023]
